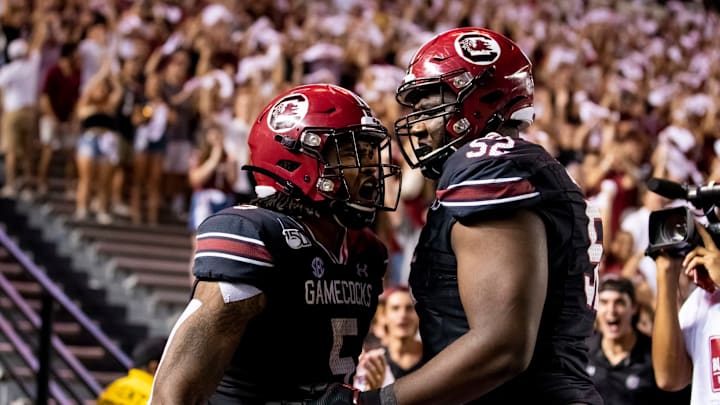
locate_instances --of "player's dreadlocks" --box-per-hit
[251,191,323,220]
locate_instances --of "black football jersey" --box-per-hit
[192,205,387,404]
[409,133,603,404]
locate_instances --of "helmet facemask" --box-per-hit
[313,123,401,229]
[395,68,500,179]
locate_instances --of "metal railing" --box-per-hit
[0,227,132,403]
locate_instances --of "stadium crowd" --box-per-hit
[0,0,719,403]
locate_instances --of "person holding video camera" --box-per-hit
[653,222,720,404]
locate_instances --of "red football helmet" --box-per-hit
[395,27,535,178]
[246,84,401,225]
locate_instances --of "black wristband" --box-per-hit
[358,389,380,405]
[357,384,397,405]
[380,384,398,405]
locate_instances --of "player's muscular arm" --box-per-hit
[392,210,548,405]
[150,281,266,404]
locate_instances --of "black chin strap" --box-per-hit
[483,113,504,134]
[330,201,375,230]
[421,149,452,180]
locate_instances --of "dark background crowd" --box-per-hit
[0,0,718,402]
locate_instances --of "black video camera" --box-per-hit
[646,178,720,292]
[646,177,720,258]
[646,206,720,258]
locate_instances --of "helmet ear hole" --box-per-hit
[277,160,301,172]
[479,90,504,104]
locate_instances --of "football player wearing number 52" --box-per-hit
[312,27,604,405]
[149,84,401,404]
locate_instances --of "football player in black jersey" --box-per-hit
[312,27,604,405]
[149,84,401,404]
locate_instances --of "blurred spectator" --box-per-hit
[583,126,645,242]
[130,74,167,226]
[195,51,237,123]
[0,0,32,64]
[355,287,423,391]
[37,42,81,197]
[160,48,196,220]
[74,62,122,223]
[0,38,39,198]
[78,12,114,90]
[187,122,237,232]
[235,17,284,102]
[31,5,69,84]
[365,294,388,350]
[111,54,146,218]
[97,337,167,405]
[198,3,236,55]
[601,230,639,278]
[652,114,703,186]
[587,276,690,404]
[222,85,255,204]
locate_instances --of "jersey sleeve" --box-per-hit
[437,141,542,222]
[192,210,275,290]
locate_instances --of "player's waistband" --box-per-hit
[265,383,330,405]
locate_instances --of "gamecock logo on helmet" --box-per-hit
[455,33,501,66]
[268,94,309,133]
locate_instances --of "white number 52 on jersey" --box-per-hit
[466,133,515,158]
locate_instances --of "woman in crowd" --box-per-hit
[130,74,168,226]
[187,122,237,232]
[74,61,122,224]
